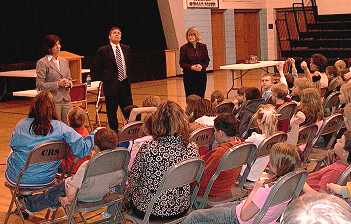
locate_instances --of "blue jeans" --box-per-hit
[182,202,239,224]
[24,182,66,212]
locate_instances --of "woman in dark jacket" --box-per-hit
[180,27,210,98]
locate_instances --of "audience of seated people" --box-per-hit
[5,53,351,223]
[302,103,351,193]
[183,142,301,224]
[5,91,94,187]
[198,113,242,199]
[127,101,199,220]
[21,128,123,217]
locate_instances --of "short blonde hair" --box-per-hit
[68,107,86,129]
[281,193,351,224]
[186,27,200,42]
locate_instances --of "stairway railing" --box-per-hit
[292,0,317,36]
[276,11,292,54]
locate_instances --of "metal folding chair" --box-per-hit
[336,164,351,186]
[118,121,145,144]
[297,124,319,163]
[323,91,340,117]
[241,113,259,139]
[276,102,297,122]
[125,158,205,224]
[70,83,93,131]
[308,114,344,171]
[253,170,307,223]
[128,107,157,123]
[64,148,130,224]
[215,101,235,114]
[4,141,69,224]
[197,143,257,208]
[189,126,215,150]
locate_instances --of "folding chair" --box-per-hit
[118,121,145,144]
[189,126,215,150]
[297,124,319,163]
[254,170,308,223]
[4,141,69,224]
[276,102,297,122]
[256,132,288,158]
[64,148,130,224]
[197,143,257,208]
[215,101,235,114]
[70,83,93,131]
[241,114,259,139]
[93,81,106,127]
[308,114,345,171]
[128,107,157,123]
[336,164,351,186]
[243,132,287,189]
[323,91,340,117]
[125,158,205,224]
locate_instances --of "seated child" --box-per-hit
[198,113,242,199]
[60,107,91,174]
[183,142,301,224]
[22,128,123,214]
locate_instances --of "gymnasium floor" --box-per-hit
[0,69,264,223]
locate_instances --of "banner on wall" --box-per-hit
[187,0,219,9]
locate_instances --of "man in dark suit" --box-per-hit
[94,26,133,131]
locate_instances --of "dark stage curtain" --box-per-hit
[0,0,167,82]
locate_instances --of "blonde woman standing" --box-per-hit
[180,27,210,98]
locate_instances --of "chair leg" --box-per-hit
[4,191,16,224]
[86,112,93,131]
[14,197,26,224]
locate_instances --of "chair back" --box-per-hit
[189,127,215,150]
[17,141,69,185]
[200,143,257,208]
[313,114,344,148]
[70,83,88,105]
[324,91,340,116]
[215,102,235,114]
[336,164,351,186]
[128,107,157,123]
[298,124,319,162]
[118,121,144,143]
[241,113,259,139]
[82,148,130,181]
[277,102,297,121]
[253,170,308,223]
[68,148,130,222]
[256,132,287,158]
[143,159,205,223]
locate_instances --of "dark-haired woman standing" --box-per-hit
[36,34,72,123]
[5,91,94,187]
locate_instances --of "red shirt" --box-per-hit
[198,138,242,198]
[307,160,348,192]
[60,127,91,174]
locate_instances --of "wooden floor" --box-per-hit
[0,69,264,223]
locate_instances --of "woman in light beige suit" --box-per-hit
[36,34,72,124]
